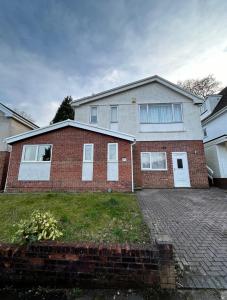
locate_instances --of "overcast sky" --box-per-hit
[0,0,227,126]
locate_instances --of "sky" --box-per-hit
[0,0,227,126]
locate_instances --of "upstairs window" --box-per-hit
[90,106,97,124]
[139,103,182,124]
[110,106,118,123]
[22,145,52,162]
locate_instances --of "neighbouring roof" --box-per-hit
[5,119,136,144]
[203,87,227,122]
[72,75,203,106]
[0,102,39,129]
[211,87,227,115]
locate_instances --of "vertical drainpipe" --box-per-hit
[131,139,136,192]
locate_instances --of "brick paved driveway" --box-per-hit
[137,188,227,289]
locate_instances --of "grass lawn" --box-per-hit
[0,192,150,245]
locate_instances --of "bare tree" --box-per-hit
[177,74,222,99]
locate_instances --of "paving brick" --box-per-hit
[138,188,227,289]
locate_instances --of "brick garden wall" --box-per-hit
[6,127,132,192]
[0,241,175,289]
[133,140,209,188]
[0,151,10,191]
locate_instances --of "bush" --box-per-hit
[12,210,63,244]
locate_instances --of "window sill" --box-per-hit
[21,161,51,163]
[141,169,168,171]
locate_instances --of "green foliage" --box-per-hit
[0,192,150,245]
[12,210,63,244]
[52,96,74,124]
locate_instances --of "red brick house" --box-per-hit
[5,75,209,192]
[72,75,209,189]
[5,120,135,192]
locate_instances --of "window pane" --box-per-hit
[140,105,148,123]
[23,146,37,161]
[84,145,93,161]
[90,107,97,123]
[37,145,51,161]
[148,104,173,123]
[177,158,183,169]
[111,106,118,123]
[150,152,166,169]
[108,144,117,161]
[148,105,159,123]
[173,104,182,122]
[141,153,150,169]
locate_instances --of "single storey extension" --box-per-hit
[5,120,135,192]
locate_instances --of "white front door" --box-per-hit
[172,152,190,187]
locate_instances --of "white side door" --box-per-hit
[172,152,191,187]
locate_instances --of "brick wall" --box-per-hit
[133,141,209,188]
[0,151,10,191]
[6,127,132,192]
[0,241,175,289]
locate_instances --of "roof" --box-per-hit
[203,87,227,122]
[5,120,136,144]
[0,102,39,129]
[72,75,203,106]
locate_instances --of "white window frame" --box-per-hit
[141,152,167,171]
[21,144,52,163]
[139,103,183,124]
[110,105,118,123]
[83,144,94,162]
[107,143,118,162]
[90,106,98,124]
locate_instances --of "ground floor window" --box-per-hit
[141,152,167,170]
[19,144,52,181]
[22,144,52,162]
[82,144,94,181]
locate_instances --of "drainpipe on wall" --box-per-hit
[131,139,136,193]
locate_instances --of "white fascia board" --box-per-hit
[0,104,13,117]
[5,120,135,144]
[204,135,227,147]
[11,114,39,129]
[202,107,227,125]
[0,103,38,129]
[72,75,203,106]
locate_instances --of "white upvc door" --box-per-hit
[107,143,119,181]
[172,152,191,187]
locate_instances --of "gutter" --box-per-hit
[130,139,136,193]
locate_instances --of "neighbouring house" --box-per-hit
[4,75,209,193]
[0,103,38,190]
[201,87,227,188]
[5,120,135,192]
[72,75,208,189]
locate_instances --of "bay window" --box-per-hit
[139,103,182,123]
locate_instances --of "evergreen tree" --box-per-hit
[52,96,74,124]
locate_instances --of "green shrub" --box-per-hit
[12,210,63,244]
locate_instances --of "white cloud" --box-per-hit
[1,0,227,127]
